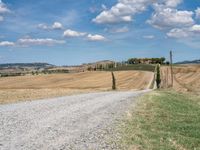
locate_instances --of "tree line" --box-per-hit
[87,57,167,71]
[127,57,166,64]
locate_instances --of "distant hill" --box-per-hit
[95,60,115,64]
[176,59,200,64]
[82,60,115,65]
[0,63,55,69]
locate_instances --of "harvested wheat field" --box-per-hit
[0,71,153,104]
[161,65,200,94]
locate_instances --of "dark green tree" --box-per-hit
[111,72,116,90]
[156,64,161,88]
[161,57,166,64]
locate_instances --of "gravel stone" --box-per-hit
[0,90,150,150]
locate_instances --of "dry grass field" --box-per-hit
[161,64,200,94]
[0,71,153,104]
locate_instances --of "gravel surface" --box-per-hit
[0,90,150,150]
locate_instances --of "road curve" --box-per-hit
[0,90,150,150]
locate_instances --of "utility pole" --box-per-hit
[166,67,169,88]
[170,51,174,87]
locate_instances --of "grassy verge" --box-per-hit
[120,90,200,150]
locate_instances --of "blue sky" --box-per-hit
[0,0,199,65]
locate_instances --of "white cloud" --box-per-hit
[0,41,15,46]
[195,7,200,19]
[147,1,199,40]
[167,25,200,38]
[63,29,106,41]
[93,0,184,24]
[0,36,66,47]
[143,35,155,39]
[87,34,106,41]
[17,38,65,46]
[167,28,190,38]
[0,1,10,14]
[38,22,63,30]
[165,0,182,7]
[147,4,194,29]
[37,23,49,30]
[63,29,86,37]
[93,0,152,24]
[0,1,10,22]
[190,25,200,32]
[121,15,132,22]
[52,22,63,30]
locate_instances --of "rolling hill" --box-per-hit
[176,59,200,64]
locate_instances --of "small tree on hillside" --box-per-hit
[87,66,92,71]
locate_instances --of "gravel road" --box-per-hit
[0,90,150,150]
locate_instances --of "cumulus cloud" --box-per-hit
[93,0,152,24]
[195,7,200,19]
[0,1,10,14]
[87,34,106,41]
[145,0,200,39]
[147,4,194,29]
[0,37,66,47]
[52,22,63,29]
[167,28,190,38]
[167,25,200,38]
[63,29,106,41]
[0,1,10,22]
[0,41,15,46]
[17,38,65,46]
[37,23,49,30]
[165,0,182,7]
[93,0,187,25]
[63,29,86,37]
[92,0,198,41]
[190,24,200,32]
[38,22,63,30]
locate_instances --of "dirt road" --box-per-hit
[0,90,150,150]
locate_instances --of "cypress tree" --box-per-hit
[111,72,116,90]
[156,64,161,88]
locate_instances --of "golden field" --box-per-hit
[161,64,200,94]
[0,71,154,104]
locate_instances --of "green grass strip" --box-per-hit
[120,90,200,150]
